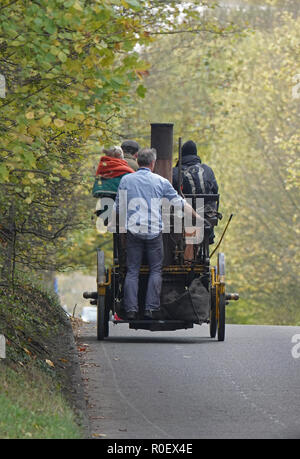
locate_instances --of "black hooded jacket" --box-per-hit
[172,154,218,195]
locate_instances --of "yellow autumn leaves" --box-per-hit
[25,111,64,128]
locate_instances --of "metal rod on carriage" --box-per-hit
[178,136,183,196]
[210,213,234,259]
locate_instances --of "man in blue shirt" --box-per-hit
[113,148,202,320]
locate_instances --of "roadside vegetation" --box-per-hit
[1,0,221,439]
[0,365,81,439]
[0,277,82,438]
[44,0,300,326]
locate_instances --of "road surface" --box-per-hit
[77,322,300,439]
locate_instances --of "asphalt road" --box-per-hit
[78,322,300,439]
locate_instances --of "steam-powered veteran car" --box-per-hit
[83,123,239,341]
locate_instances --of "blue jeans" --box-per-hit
[124,232,163,312]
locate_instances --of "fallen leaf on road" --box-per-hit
[92,433,107,438]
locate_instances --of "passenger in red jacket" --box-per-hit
[93,146,134,198]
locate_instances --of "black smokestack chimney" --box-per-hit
[150,123,173,183]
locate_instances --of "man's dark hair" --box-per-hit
[121,140,140,156]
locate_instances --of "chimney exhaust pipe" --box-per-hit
[150,123,173,183]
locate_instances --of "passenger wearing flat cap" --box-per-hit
[121,140,139,171]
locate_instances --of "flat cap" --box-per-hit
[121,140,140,152]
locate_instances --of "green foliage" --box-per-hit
[122,5,300,324]
[2,1,298,325]
[59,217,114,270]
[0,0,211,279]
[0,276,83,438]
[0,276,66,363]
[212,12,300,324]
[0,0,149,277]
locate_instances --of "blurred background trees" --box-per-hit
[1,0,299,324]
[119,0,300,324]
[0,0,208,284]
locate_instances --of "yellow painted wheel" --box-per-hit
[97,295,106,341]
[210,266,217,338]
[217,253,226,342]
[97,250,109,341]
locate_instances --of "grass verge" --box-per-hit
[0,364,81,439]
[0,277,83,439]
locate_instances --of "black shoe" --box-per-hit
[126,311,137,320]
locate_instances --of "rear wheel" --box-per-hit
[210,266,217,338]
[96,250,109,341]
[217,253,226,342]
[104,278,111,338]
[97,295,106,340]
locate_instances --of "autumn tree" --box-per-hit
[119,2,300,324]
[0,0,210,284]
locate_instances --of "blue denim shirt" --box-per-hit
[114,168,185,239]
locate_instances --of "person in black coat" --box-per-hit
[173,140,218,195]
[172,140,219,244]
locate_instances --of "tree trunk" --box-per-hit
[1,204,16,286]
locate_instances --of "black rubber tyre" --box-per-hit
[104,282,111,338]
[96,250,109,340]
[217,253,226,342]
[210,267,217,338]
[97,295,106,341]
[217,293,225,342]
